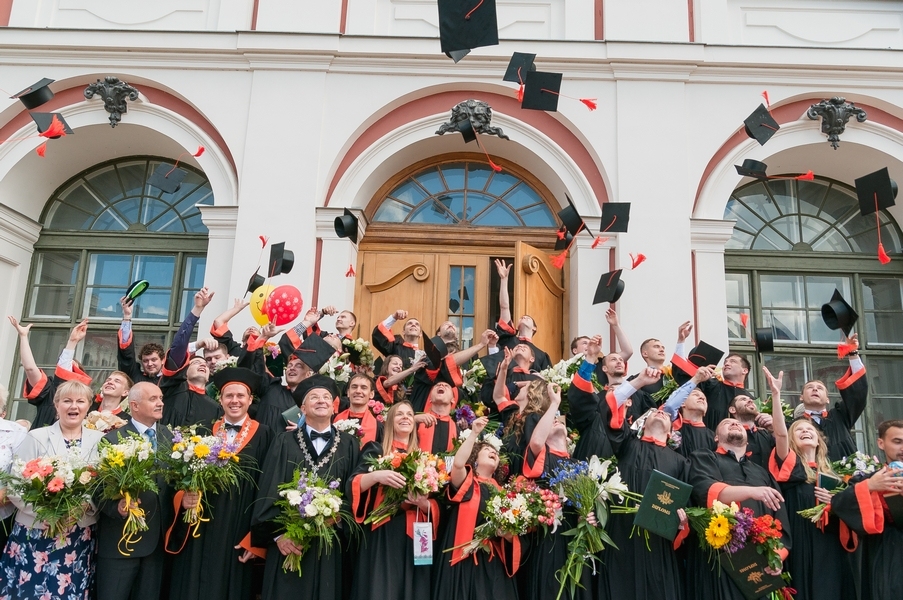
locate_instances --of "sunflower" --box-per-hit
[193,443,210,459]
[705,515,732,549]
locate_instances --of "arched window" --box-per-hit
[372,161,557,227]
[724,177,903,453]
[8,157,211,420]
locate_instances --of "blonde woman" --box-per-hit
[0,380,104,599]
[763,367,857,600]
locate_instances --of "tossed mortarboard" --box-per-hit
[599,203,631,234]
[855,167,898,216]
[292,374,340,407]
[334,208,359,244]
[446,49,471,63]
[744,104,780,146]
[754,327,775,354]
[735,159,768,179]
[438,0,499,55]
[593,269,624,305]
[148,163,186,194]
[521,71,562,112]
[212,367,262,394]
[293,334,336,373]
[30,112,72,139]
[11,78,55,110]
[123,280,149,306]
[246,269,265,295]
[422,333,449,368]
[686,341,725,368]
[503,52,536,84]
[268,242,295,277]
[554,228,573,251]
[557,205,585,237]
[822,289,858,336]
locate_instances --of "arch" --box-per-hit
[0,80,238,222]
[323,88,611,217]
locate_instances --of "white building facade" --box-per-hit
[2,0,902,453]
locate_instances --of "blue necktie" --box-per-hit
[145,428,157,451]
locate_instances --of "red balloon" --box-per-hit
[264,285,303,326]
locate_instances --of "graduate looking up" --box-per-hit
[675,350,753,432]
[493,258,551,371]
[672,387,717,458]
[571,307,634,385]
[372,308,421,367]
[628,320,692,394]
[726,394,775,468]
[415,380,458,454]
[118,295,164,384]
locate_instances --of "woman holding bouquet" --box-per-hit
[349,401,440,600]
[433,416,524,600]
[763,366,857,600]
[165,367,274,600]
[0,380,103,599]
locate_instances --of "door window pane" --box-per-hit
[862,278,903,346]
[448,266,476,349]
[726,273,750,341]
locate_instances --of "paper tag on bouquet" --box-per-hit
[413,521,433,565]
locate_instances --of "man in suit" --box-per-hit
[96,381,187,600]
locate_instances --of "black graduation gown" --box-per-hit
[604,406,691,600]
[159,352,223,428]
[830,470,903,600]
[565,373,615,461]
[22,370,63,430]
[371,322,418,366]
[494,320,551,371]
[348,442,440,600]
[672,417,716,459]
[687,449,792,600]
[744,424,775,469]
[672,367,751,432]
[166,420,274,600]
[250,428,361,600]
[794,366,868,462]
[768,449,856,600]
[433,467,525,600]
[117,328,162,385]
[417,417,457,455]
[254,374,295,434]
[521,446,593,600]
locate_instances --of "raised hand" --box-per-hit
[69,319,89,344]
[8,316,32,337]
[193,287,215,311]
[393,309,409,320]
[494,259,512,279]
[471,416,489,436]
[120,296,134,319]
[585,335,603,364]
[605,308,619,327]
[677,321,693,344]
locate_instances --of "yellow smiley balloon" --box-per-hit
[249,284,274,325]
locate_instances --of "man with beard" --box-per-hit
[831,420,903,600]
[727,394,775,468]
[674,351,753,431]
[570,307,635,384]
[688,417,791,600]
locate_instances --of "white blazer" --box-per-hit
[11,421,104,530]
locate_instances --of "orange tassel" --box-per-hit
[516,84,524,103]
[345,264,356,277]
[551,252,567,269]
[796,170,814,180]
[762,90,771,108]
[36,142,47,157]
[488,159,502,173]
[740,313,749,328]
[837,342,857,359]
[591,236,608,249]
[580,98,598,111]
[40,115,67,139]
[879,243,891,265]
[259,235,268,248]
[630,253,647,270]
[556,229,566,240]
[194,146,205,157]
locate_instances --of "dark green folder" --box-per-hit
[721,544,785,600]
[633,469,693,541]
[282,405,302,427]
[885,493,903,528]
[817,472,843,491]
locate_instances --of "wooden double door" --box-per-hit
[355,241,566,363]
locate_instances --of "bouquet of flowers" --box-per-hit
[686,500,791,594]
[452,477,561,558]
[798,451,883,524]
[94,433,158,554]
[755,396,795,421]
[364,450,450,525]
[454,402,488,428]
[368,399,388,423]
[0,450,96,541]
[320,353,353,384]
[460,360,488,400]
[333,419,364,440]
[84,410,128,433]
[342,338,375,368]
[454,426,504,455]
[273,469,353,575]
[159,425,248,531]
[548,456,642,600]
[651,366,679,403]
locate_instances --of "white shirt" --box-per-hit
[0,418,28,519]
[223,416,248,443]
[306,424,332,454]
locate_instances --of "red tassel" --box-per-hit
[556,229,566,240]
[878,243,891,265]
[580,98,598,111]
[591,236,608,249]
[516,84,524,103]
[464,0,484,20]
[193,146,205,157]
[39,115,67,139]
[630,253,647,270]
[551,252,567,269]
[259,235,268,248]
[796,170,814,180]
[488,159,502,173]
[762,90,771,109]
[35,142,47,157]
[740,313,749,328]
[837,342,857,359]
[345,264,356,277]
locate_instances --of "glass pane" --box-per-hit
[449,266,462,314]
[117,161,149,197]
[84,289,126,319]
[467,163,492,191]
[818,187,857,220]
[768,180,797,216]
[26,329,69,365]
[472,203,520,226]
[808,310,841,344]
[29,286,74,318]
[810,228,852,252]
[462,267,475,314]
[81,331,118,370]
[518,204,556,227]
[760,275,804,309]
[461,316,474,350]
[727,310,748,341]
[800,216,830,244]
[865,313,903,345]
[46,203,94,230]
[388,181,427,205]
[861,278,903,311]
[181,290,195,322]
[434,193,465,220]
[868,357,903,396]
[440,164,466,191]
[724,198,766,232]
[738,185,781,222]
[770,215,800,244]
[34,253,79,286]
[87,254,131,286]
[503,184,542,209]
[751,226,793,251]
[141,199,170,224]
[810,356,849,396]
[464,192,493,222]
[485,172,519,196]
[85,165,125,203]
[725,230,754,250]
[113,197,141,224]
[182,213,207,233]
[184,256,207,288]
[93,208,128,231]
[725,273,749,306]
[151,210,185,233]
[135,255,175,288]
[797,182,827,215]
[763,310,805,342]
[413,169,445,195]
[806,276,849,308]
[408,201,458,224]
[131,290,172,321]
[762,354,807,395]
[373,199,411,222]
[57,182,104,217]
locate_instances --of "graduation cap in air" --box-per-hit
[30,113,73,139]
[554,228,573,251]
[522,71,563,112]
[246,269,265,295]
[821,289,858,336]
[855,167,898,264]
[438,0,499,56]
[268,242,294,277]
[123,280,149,306]
[599,203,630,234]
[422,334,449,369]
[11,78,55,110]
[735,159,769,179]
[687,341,725,369]
[504,52,536,100]
[334,209,359,244]
[557,204,585,237]
[593,269,624,305]
[148,163,186,194]
[292,334,337,373]
[754,327,775,356]
[212,367,262,394]
[744,104,780,146]
[292,374,340,407]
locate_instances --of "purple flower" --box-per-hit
[328,480,340,490]
[725,508,755,554]
[455,405,476,426]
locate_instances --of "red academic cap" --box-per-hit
[744,104,780,146]
[11,78,55,110]
[438,0,499,55]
